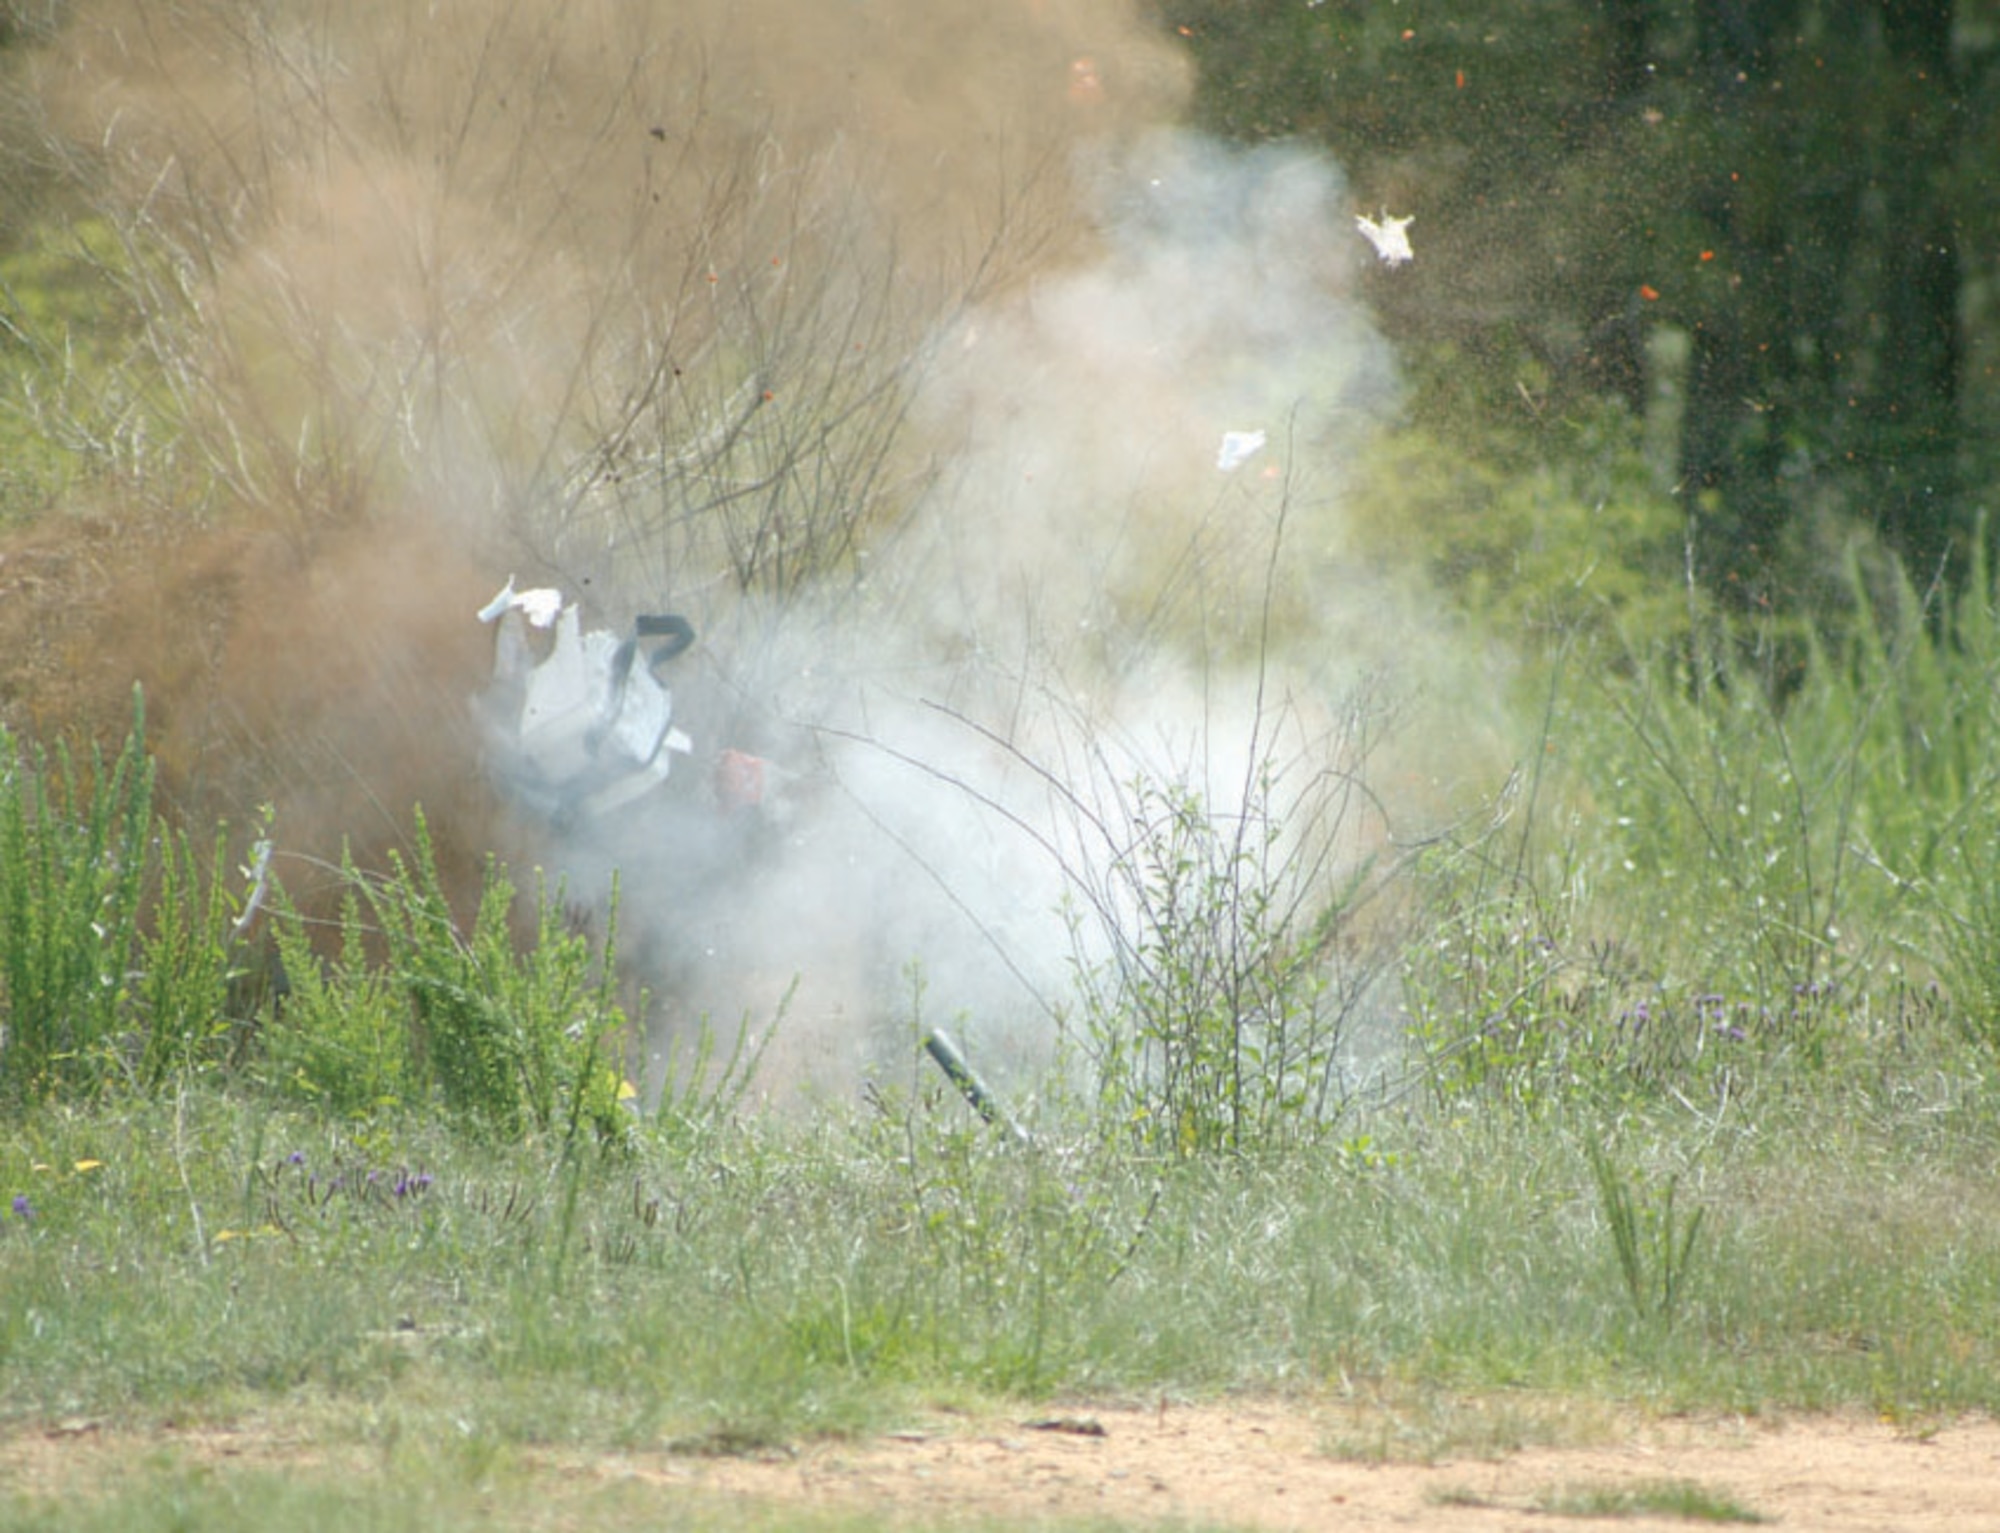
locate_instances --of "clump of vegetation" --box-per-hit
[0,697,641,1145]
[266,815,635,1144]
[0,691,164,1103]
[1055,715,1395,1157]
[1538,1478,1767,1523]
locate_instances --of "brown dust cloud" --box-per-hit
[4,1,1496,1100]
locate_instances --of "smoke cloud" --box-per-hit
[7,1,1493,1105]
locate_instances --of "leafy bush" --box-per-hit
[1345,347,1687,645]
[0,696,276,1104]
[268,811,634,1144]
[1035,689,1397,1156]
[0,694,156,1101]
[131,822,252,1091]
[265,871,417,1118]
[0,692,637,1142]
[1066,770,1354,1153]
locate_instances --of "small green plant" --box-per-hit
[0,692,155,1103]
[0,695,286,1104]
[1067,771,1354,1154]
[132,825,269,1092]
[1401,867,1582,1112]
[227,1145,439,1247]
[265,865,418,1117]
[1033,690,1394,1158]
[267,813,633,1143]
[1438,1476,1766,1521]
[650,986,782,1142]
[1332,1384,1593,1465]
[1587,1141,1705,1328]
[1538,1477,1766,1522]
[375,817,630,1143]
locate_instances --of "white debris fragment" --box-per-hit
[1356,210,1415,267]
[476,578,520,623]
[477,576,564,628]
[1216,429,1267,472]
[475,584,694,821]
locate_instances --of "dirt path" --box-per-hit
[658,1399,2000,1530]
[8,1399,1999,1530]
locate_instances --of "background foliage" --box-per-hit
[1156,0,2000,619]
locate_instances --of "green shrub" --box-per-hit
[276,812,635,1144]
[0,693,154,1101]
[1346,348,1686,645]
[264,870,416,1117]
[1053,724,1393,1156]
[132,822,250,1091]
[0,694,270,1104]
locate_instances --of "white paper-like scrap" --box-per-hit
[1356,211,1415,267]
[477,576,565,629]
[1217,429,1267,472]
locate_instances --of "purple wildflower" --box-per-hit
[11,1194,33,1221]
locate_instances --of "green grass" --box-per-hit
[0,1452,1216,1533]
[7,1057,2000,1439]
[1433,1476,1767,1523]
[12,1079,1998,1526]
[1537,1477,1767,1522]
[1323,1385,1616,1465]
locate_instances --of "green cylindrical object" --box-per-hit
[922,1029,1029,1145]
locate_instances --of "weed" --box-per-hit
[259,815,636,1144]
[943,678,1400,1157]
[0,692,154,1103]
[650,986,780,1144]
[1326,1385,1596,1464]
[1587,1141,1706,1328]
[1538,1477,1766,1522]
[1069,772,1324,1152]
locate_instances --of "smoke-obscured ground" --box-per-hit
[3,1,1515,1107]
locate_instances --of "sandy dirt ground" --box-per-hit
[667,1399,2000,1530]
[8,1398,2000,1530]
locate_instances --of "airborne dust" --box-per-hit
[4,1,1500,1105]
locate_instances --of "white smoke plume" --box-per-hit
[13,1,1488,1109]
[563,130,1414,1103]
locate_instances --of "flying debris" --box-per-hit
[477,575,564,629]
[1356,210,1415,268]
[474,582,698,823]
[1216,429,1267,472]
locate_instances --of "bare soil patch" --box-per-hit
[666,1398,2000,1529]
[7,1399,1999,1530]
